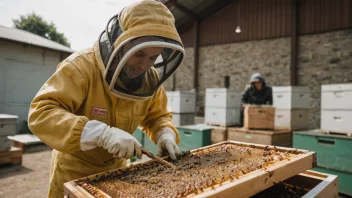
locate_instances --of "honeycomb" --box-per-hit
[77,143,303,198]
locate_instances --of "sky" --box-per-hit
[0,0,141,51]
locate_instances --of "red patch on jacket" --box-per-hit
[92,107,107,117]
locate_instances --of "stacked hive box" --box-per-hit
[272,86,310,130]
[166,91,196,126]
[204,88,241,126]
[0,114,18,151]
[321,83,352,134]
[293,83,352,196]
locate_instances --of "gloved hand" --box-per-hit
[156,128,180,160]
[80,120,142,159]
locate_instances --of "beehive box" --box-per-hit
[313,167,351,196]
[272,86,310,109]
[172,113,195,126]
[252,170,338,198]
[293,129,352,173]
[166,91,196,113]
[0,147,23,165]
[244,105,275,130]
[274,109,309,130]
[0,114,18,151]
[211,126,227,144]
[64,141,316,198]
[228,127,292,147]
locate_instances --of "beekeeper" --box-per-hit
[28,1,185,197]
[239,73,273,126]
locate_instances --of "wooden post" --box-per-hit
[291,0,300,86]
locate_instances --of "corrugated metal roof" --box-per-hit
[159,0,236,33]
[0,25,73,53]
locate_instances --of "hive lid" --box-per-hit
[0,114,19,120]
[206,88,239,93]
[272,86,310,93]
[166,91,195,97]
[177,124,214,131]
[321,83,352,92]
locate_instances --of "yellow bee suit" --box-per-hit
[28,1,183,197]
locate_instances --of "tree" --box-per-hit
[13,13,70,47]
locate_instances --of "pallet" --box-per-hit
[205,122,239,127]
[228,127,292,147]
[0,147,23,165]
[64,140,316,198]
[321,130,352,137]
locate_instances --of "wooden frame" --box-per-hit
[64,140,316,198]
[279,170,338,198]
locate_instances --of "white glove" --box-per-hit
[156,128,180,160]
[80,120,142,159]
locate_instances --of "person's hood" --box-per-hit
[93,0,184,100]
[250,73,265,84]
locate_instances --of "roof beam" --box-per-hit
[168,0,200,21]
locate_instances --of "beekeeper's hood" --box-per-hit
[95,0,185,101]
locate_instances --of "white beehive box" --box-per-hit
[273,86,310,109]
[205,107,240,126]
[275,109,309,130]
[166,91,196,113]
[0,114,18,151]
[172,113,195,126]
[205,88,241,108]
[321,83,352,110]
[0,114,18,136]
[321,110,352,133]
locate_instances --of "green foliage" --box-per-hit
[13,13,70,47]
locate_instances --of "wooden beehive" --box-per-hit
[64,141,316,198]
[0,147,23,165]
[211,127,227,144]
[228,127,292,147]
[253,170,338,198]
[244,105,275,130]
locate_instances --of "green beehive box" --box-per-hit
[313,167,352,196]
[132,127,144,145]
[293,129,352,173]
[143,134,158,154]
[177,124,212,152]
[140,124,212,155]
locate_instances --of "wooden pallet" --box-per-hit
[0,147,23,165]
[205,122,239,127]
[64,141,316,198]
[321,130,352,137]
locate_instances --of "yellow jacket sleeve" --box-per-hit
[141,86,180,144]
[28,61,89,154]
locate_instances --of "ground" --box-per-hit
[0,145,52,198]
[0,144,151,198]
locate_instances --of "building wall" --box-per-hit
[297,29,352,128]
[0,40,70,133]
[172,29,352,129]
